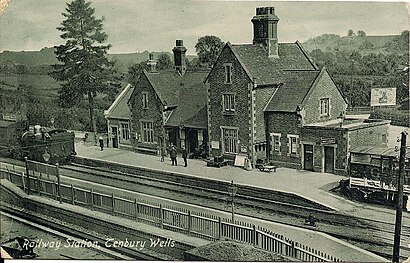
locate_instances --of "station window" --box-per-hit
[270,133,281,152]
[224,64,232,84]
[141,121,154,143]
[142,92,149,109]
[222,93,235,113]
[222,127,238,154]
[287,134,299,155]
[320,98,330,116]
[121,123,130,140]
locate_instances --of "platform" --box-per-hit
[74,142,409,225]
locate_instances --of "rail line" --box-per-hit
[1,158,409,261]
[61,162,410,260]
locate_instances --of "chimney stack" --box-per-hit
[251,7,280,58]
[172,40,187,75]
[147,53,157,72]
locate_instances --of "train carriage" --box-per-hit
[346,145,409,208]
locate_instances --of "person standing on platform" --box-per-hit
[160,146,166,162]
[182,147,188,167]
[170,144,177,166]
[99,136,104,151]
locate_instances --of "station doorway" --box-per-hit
[111,126,118,148]
[324,146,335,173]
[303,144,314,171]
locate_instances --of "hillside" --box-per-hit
[302,31,409,108]
[302,34,398,54]
[0,47,197,73]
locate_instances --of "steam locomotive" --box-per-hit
[0,119,76,164]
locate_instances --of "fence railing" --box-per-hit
[349,177,410,194]
[0,163,341,262]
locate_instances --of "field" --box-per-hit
[0,73,60,101]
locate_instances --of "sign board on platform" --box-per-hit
[371,88,396,106]
[234,154,246,167]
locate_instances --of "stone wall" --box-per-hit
[129,73,164,152]
[265,112,301,169]
[207,46,252,158]
[301,127,348,175]
[302,70,347,125]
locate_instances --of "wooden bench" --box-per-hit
[258,165,277,173]
[135,147,158,155]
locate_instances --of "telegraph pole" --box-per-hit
[392,131,407,262]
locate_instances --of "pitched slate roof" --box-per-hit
[264,70,320,112]
[145,70,208,129]
[228,41,317,85]
[105,84,134,119]
[144,70,182,107]
[276,42,318,70]
[230,44,285,85]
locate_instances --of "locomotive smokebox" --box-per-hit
[34,125,42,135]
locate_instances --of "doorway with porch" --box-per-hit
[187,129,198,153]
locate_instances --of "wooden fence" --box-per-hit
[0,163,341,262]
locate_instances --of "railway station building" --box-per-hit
[105,6,392,176]
[205,6,391,175]
[104,84,134,149]
[126,41,209,156]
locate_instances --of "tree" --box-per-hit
[51,0,119,140]
[357,30,366,37]
[195,36,224,68]
[347,29,355,37]
[127,60,148,84]
[156,53,172,70]
[387,30,409,54]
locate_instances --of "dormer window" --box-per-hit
[222,93,235,114]
[320,98,330,116]
[224,63,232,84]
[142,92,149,109]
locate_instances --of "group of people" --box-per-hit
[161,143,188,167]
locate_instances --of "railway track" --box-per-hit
[1,208,145,260]
[61,162,410,261]
[1,158,409,261]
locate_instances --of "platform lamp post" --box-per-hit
[392,130,407,263]
[227,180,238,223]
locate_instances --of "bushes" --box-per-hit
[0,83,110,132]
[370,107,410,127]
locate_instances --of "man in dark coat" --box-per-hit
[170,144,177,166]
[99,136,104,151]
[182,147,188,167]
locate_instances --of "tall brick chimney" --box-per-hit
[251,7,280,58]
[172,40,187,75]
[147,53,157,72]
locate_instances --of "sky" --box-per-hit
[0,0,409,55]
